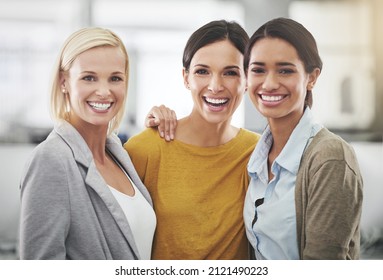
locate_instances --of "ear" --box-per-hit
[307,68,320,91]
[182,68,190,90]
[59,71,67,93]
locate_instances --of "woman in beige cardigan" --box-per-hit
[243,17,363,259]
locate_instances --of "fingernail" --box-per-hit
[160,131,164,138]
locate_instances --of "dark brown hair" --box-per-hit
[183,20,249,71]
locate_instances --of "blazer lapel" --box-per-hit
[84,161,141,259]
[106,136,153,206]
[54,120,141,258]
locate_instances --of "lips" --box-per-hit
[258,94,287,105]
[203,96,229,107]
[87,101,113,111]
[261,95,283,102]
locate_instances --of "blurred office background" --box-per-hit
[0,0,382,259]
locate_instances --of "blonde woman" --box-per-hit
[19,27,156,260]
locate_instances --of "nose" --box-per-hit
[96,81,111,99]
[208,75,224,94]
[262,72,279,91]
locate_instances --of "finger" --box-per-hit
[145,106,160,127]
[158,105,172,141]
[145,117,160,128]
[145,106,165,138]
[158,105,177,141]
[155,105,169,140]
[169,110,177,140]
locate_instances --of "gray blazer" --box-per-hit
[19,120,154,259]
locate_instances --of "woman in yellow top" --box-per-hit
[124,20,260,259]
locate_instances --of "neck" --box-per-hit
[176,114,239,147]
[267,111,303,157]
[71,121,109,163]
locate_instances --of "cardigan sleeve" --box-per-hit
[303,159,362,259]
[19,144,71,259]
[299,136,363,260]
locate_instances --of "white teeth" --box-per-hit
[261,95,283,102]
[88,102,112,110]
[205,97,229,104]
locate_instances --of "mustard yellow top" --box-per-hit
[124,128,260,259]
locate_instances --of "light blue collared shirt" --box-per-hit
[244,108,322,259]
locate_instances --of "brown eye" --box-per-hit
[195,69,208,75]
[279,68,294,74]
[251,67,265,74]
[225,70,238,76]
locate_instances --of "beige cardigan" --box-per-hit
[295,128,363,259]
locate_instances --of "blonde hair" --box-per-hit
[50,27,129,134]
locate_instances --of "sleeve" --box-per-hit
[19,146,71,260]
[302,158,363,259]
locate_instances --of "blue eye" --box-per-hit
[83,75,96,81]
[111,76,123,82]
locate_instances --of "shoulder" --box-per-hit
[29,130,73,163]
[125,128,161,145]
[20,130,74,195]
[237,128,261,148]
[309,128,356,159]
[124,128,162,155]
[303,128,360,174]
[240,128,261,140]
[21,129,78,180]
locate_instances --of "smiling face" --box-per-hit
[183,39,246,125]
[247,37,319,126]
[61,46,127,133]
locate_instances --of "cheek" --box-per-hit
[228,77,246,94]
[116,86,127,99]
[248,91,259,108]
[234,82,246,95]
[231,93,244,110]
[246,79,260,102]
[189,79,204,91]
[68,82,85,97]
[246,75,259,92]
[291,80,308,99]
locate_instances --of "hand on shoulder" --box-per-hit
[145,105,177,141]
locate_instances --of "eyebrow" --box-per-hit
[193,64,241,69]
[250,61,296,67]
[80,70,125,75]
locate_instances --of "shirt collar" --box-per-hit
[247,126,272,177]
[275,108,319,174]
[248,108,321,176]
